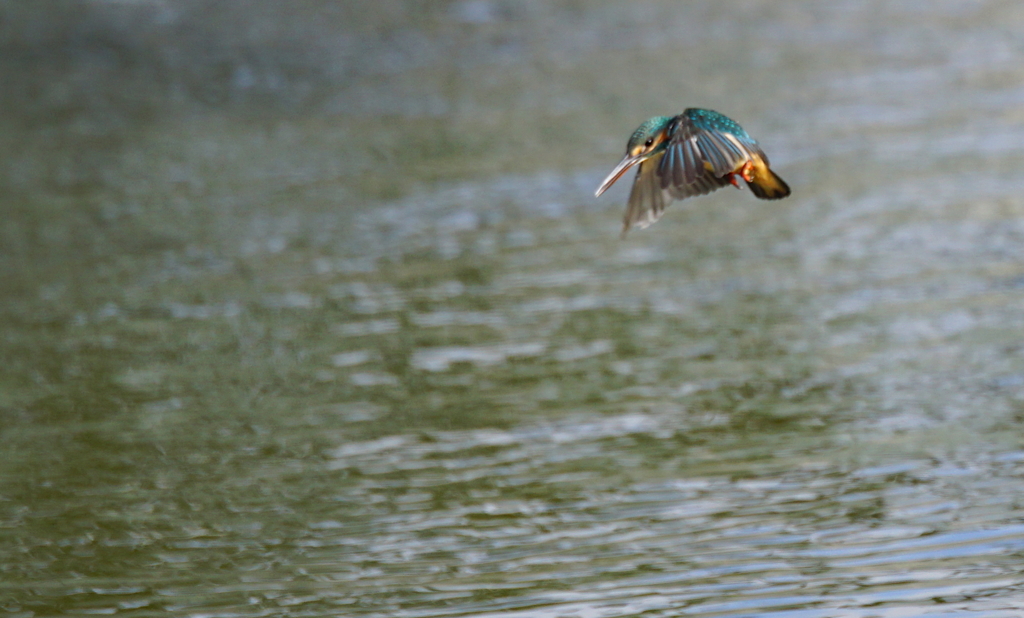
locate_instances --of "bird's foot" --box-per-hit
[739,161,755,183]
[728,174,742,189]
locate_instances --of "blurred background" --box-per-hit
[5,1,1024,616]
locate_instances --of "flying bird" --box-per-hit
[595,108,790,236]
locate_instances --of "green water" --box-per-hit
[4,1,1024,616]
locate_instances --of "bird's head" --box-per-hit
[595,116,673,197]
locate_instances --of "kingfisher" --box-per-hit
[595,108,790,236]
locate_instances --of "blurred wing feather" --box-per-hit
[683,139,701,184]
[697,131,749,176]
[656,114,752,199]
[623,157,671,235]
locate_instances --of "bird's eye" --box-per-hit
[644,138,654,147]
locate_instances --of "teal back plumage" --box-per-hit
[624,110,754,154]
[683,108,752,142]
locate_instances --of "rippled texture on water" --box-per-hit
[5,1,1024,616]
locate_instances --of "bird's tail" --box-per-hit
[746,160,790,200]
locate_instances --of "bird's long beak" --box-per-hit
[595,153,645,197]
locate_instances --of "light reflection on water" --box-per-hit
[5,1,1024,616]
[328,419,1024,617]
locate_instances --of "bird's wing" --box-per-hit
[624,147,735,235]
[656,127,733,200]
[663,162,732,201]
[658,114,761,187]
[622,157,671,235]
